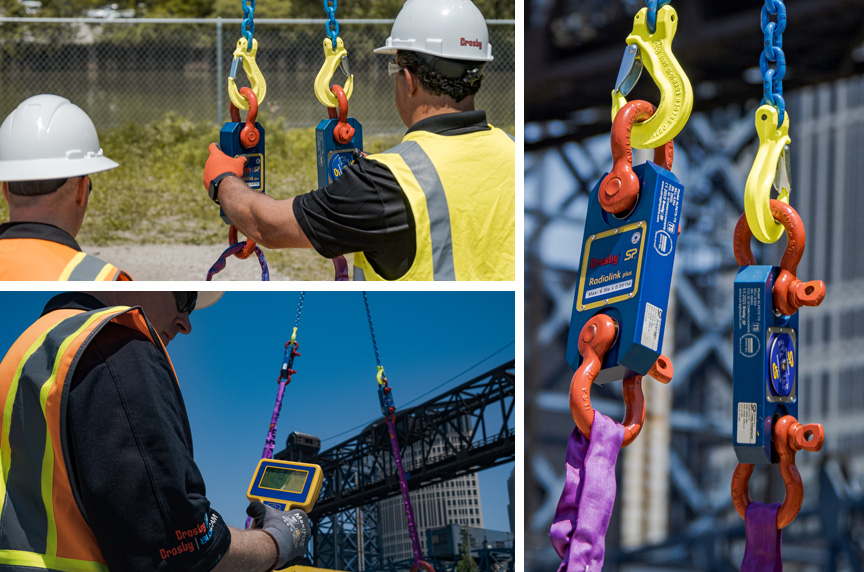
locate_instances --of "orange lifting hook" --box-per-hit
[599,100,674,215]
[731,415,824,529]
[568,314,673,447]
[733,199,826,316]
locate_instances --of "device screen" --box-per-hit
[260,466,308,493]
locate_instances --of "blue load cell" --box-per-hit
[566,161,684,384]
[218,120,266,226]
[733,265,798,464]
[316,117,363,188]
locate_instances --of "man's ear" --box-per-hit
[403,67,420,98]
[75,176,89,208]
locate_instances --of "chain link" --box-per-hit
[760,0,787,126]
[323,0,339,45]
[241,0,255,46]
[645,0,671,35]
[294,291,305,330]
[362,291,381,367]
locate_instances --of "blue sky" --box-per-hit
[0,290,516,534]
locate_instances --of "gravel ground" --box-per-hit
[81,244,292,281]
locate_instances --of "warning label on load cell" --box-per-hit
[578,222,646,310]
[737,286,764,357]
[641,302,663,351]
[654,179,682,236]
[736,402,758,444]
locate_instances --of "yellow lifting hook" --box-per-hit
[228,37,267,111]
[376,365,386,386]
[314,37,354,108]
[611,5,693,148]
[744,104,792,244]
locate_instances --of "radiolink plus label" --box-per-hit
[242,153,264,191]
[577,222,646,310]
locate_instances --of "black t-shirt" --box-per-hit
[45,293,231,572]
[292,110,492,280]
[0,221,82,250]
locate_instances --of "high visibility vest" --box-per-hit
[0,239,131,281]
[0,305,174,571]
[354,126,515,281]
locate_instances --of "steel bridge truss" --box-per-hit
[303,360,515,571]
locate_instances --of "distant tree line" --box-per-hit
[0,0,514,20]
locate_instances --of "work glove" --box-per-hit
[203,143,246,191]
[246,501,311,570]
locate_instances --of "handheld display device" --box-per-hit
[247,459,323,512]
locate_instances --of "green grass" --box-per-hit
[0,112,403,280]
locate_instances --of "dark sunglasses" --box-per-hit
[173,292,197,314]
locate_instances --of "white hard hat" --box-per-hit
[374,0,493,63]
[195,291,224,310]
[0,94,118,182]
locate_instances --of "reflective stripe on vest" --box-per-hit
[0,239,130,281]
[0,306,168,571]
[356,126,516,281]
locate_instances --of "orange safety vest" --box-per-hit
[0,305,175,571]
[0,238,131,281]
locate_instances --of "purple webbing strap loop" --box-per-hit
[206,241,270,281]
[742,502,783,572]
[245,341,300,530]
[550,412,625,572]
[385,416,424,566]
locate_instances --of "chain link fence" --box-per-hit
[0,17,515,136]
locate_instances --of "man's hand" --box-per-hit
[203,143,246,190]
[246,501,311,569]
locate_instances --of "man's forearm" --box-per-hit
[210,527,279,572]
[217,177,313,249]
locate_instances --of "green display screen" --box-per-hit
[260,466,308,494]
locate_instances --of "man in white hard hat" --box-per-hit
[0,291,312,572]
[0,94,132,280]
[203,0,515,281]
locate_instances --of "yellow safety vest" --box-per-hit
[0,305,174,571]
[355,125,515,281]
[0,238,131,281]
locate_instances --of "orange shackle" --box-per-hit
[327,84,355,145]
[229,86,260,149]
[733,199,826,316]
[731,415,824,529]
[568,314,673,447]
[599,100,675,215]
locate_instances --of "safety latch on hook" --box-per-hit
[614,44,643,98]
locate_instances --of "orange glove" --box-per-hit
[203,143,246,190]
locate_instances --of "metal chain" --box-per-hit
[362,291,381,367]
[323,0,339,45]
[760,0,787,126]
[645,0,671,34]
[294,291,305,331]
[241,0,255,45]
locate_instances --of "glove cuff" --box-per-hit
[259,528,282,571]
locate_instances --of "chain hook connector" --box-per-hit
[315,37,354,108]
[376,364,386,386]
[568,314,673,448]
[731,414,824,529]
[289,326,298,345]
[229,87,261,149]
[733,199,826,316]
[600,100,674,215]
[744,104,792,243]
[228,37,267,111]
[611,5,693,148]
